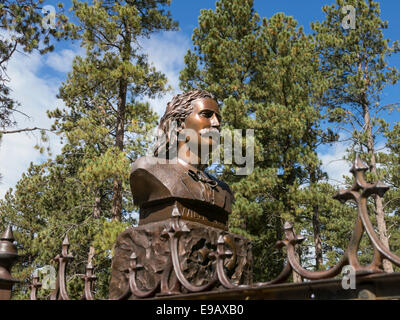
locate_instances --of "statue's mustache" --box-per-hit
[199,127,220,136]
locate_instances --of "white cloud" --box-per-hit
[0,45,82,197]
[140,31,191,116]
[46,48,82,73]
[0,30,190,198]
[319,141,352,187]
[0,132,42,196]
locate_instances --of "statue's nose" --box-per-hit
[210,113,220,128]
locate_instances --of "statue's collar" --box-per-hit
[176,158,218,189]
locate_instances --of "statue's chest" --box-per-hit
[179,171,227,210]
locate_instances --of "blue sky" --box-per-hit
[1,0,400,197]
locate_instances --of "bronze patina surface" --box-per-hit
[130,90,232,230]
[130,156,233,230]
[0,226,18,300]
[109,90,251,298]
[109,217,252,299]
[23,154,400,300]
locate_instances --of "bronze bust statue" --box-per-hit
[130,90,233,230]
[109,91,252,299]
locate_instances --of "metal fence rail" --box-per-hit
[2,155,400,300]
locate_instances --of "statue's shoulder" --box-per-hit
[130,157,234,210]
[132,156,160,172]
[131,156,179,181]
[130,157,179,206]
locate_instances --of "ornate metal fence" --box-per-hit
[2,155,400,300]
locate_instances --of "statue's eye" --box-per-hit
[200,110,213,118]
[200,110,221,123]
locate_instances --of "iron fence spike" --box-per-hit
[0,225,14,242]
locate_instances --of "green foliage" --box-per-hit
[311,0,400,156]
[48,0,177,221]
[313,0,400,270]
[0,0,68,132]
[382,123,400,271]
[180,0,337,280]
[1,0,177,299]
[2,0,400,298]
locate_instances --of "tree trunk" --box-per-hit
[93,189,102,219]
[363,102,393,272]
[310,171,323,270]
[112,178,123,221]
[111,79,127,222]
[111,27,131,222]
[312,209,323,270]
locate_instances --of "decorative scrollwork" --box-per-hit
[215,234,250,289]
[275,155,400,281]
[164,204,218,293]
[128,252,160,298]
[26,154,400,300]
[276,222,347,280]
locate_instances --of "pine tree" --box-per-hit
[312,0,400,272]
[0,148,130,299]
[380,123,400,271]
[0,0,178,299]
[0,0,68,134]
[48,0,178,221]
[180,0,333,280]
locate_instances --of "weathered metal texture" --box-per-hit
[23,154,400,300]
[132,91,231,230]
[154,272,400,300]
[109,203,253,300]
[105,154,400,298]
[48,235,73,300]
[0,226,19,300]
[81,247,97,300]
[30,235,96,300]
[273,155,400,281]
[130,156,234,230]
[29,271,41,300]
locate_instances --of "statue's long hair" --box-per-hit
[153,90,215,158]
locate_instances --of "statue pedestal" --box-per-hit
[109,219,252,299]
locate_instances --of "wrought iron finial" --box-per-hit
[81,247,97,300]
[283,222,305,245]
[30,270,42,300]
[1,225,15,242]
[127,252,159,298]
[0,225,19,300]
[350,153,369,175]
[50,234,74,300]
[61,234,70,257]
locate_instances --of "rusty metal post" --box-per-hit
[30,270,41,300]
[0,226,19,300]
[50,234,73,300]
[81,247,97,300]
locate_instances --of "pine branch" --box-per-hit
[0,127,50,134]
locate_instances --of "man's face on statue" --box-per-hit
[179,98,221,163]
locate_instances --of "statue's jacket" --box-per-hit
[108,157,251,299]
[130,156,234,230]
